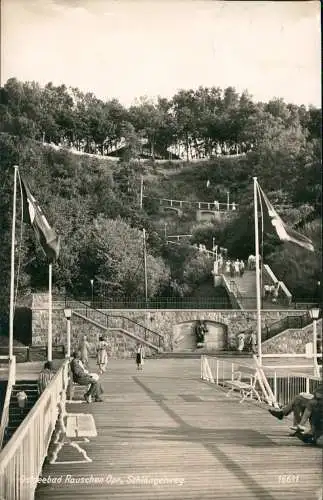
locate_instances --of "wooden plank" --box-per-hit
[35,359,322,500]
[66,414,97,438]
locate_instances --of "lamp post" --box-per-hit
[90,279,94,305]
[63,308,72,358]
[309,307,320,377]
[226,191,230,211]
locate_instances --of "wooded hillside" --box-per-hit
[0,79,321,324]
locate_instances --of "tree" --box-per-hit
[73,217,170,299]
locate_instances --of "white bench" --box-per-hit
[225,365,261,403]
[66,413,97,438]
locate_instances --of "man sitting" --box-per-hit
[268,383,323,433]
[70,351,104,403]
[294,397,323,446]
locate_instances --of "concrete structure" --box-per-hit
[28,294,311,357]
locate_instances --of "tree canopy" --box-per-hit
[0,78,321,323]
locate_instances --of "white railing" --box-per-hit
[167,234,192,241]
[200,355,321,410]
[262,367,321,407]
[200,355,277,405]
[221,275,243,309]
[263,264,292,305]
[0,356,16,449]
[0,360,69,500]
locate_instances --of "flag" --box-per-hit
[21,177,60,262]
[257,183,314,252]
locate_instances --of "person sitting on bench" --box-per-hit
[293,395,323,446]
[268,383,323,432]
[70,351,104,403]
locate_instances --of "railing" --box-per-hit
[167,234,192,241]
[58,295,315,311]
[263,367,321,407]
[0,356,16,449]
[201,355,320,408]
[220,274,243,309]
[65,299,165,348]
[229,280,244,304]
[263,264,292,305]
[261,312,313,342]
[200,355,276,405]
[142,196,238,212]
[0,359,69,500]
[63,295,231,310]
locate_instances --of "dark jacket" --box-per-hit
[70,358,93,385]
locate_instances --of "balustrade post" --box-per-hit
[305,377,310,393]
[273,372,277,401]
[231,363,235,380]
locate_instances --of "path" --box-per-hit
[35,359,321,500]
[229,271,291,310]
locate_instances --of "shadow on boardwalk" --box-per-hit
[36,359,322,500]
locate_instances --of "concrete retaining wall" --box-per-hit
[29,294,310,357]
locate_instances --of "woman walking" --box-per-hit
[97,335,109,374]
[79,335,91,368]
[136,343,144,370]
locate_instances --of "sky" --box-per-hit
[1,0,321,108]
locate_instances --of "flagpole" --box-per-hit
[253,177,262,366]
[143,229,148,305]
[9,166,19,361]
[48,263,53,362]
[139,175,143,209]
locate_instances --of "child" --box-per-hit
[136,344,144,370]
[97,335,109,374]
[16,391,28,415]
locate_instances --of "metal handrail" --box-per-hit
[262,312,313,342]
[65,298,165,348]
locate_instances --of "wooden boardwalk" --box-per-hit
[35,359,322,500]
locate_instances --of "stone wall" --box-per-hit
[196,210,237,223]
[262,319,322,354]
[30,294,309,357]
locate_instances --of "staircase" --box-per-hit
[227,269,292,310]
[230,270,257,309]
[67,300,164,352]
[0,381,7,420]
[261,312,313,342]
[2,381,39,448]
